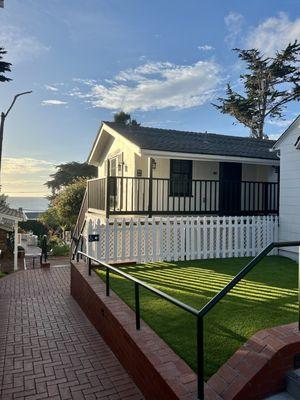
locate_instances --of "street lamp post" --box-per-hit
[0,91,32,190]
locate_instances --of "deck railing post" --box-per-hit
[135,282,141,330]
[148,158,153,217]
[105,159,111,219]
[298,246,300,331]
[76,251,79,262]
[88,258,91,275]
[197,314,204,400]
[106,268,110,296]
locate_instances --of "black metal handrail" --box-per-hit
[74,240,300,400]
[71,189,88,257]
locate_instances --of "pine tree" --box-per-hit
[0,47,11,82]
[213,41,300,139]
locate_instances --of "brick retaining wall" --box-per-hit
[71,261,300,400]
[71,261,198,400]
[206,322,300,399]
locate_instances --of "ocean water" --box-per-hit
[7,197,49,212]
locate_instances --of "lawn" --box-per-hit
[95,256,298,378]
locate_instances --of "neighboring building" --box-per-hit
[84,122,279,223]
[24,211,43,221]
[272,115,300,260]
[0,205,26,271]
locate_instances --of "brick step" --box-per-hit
[286,368,300,399]
[265,392,295,400]
[265,369,300,399]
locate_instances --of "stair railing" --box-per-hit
[74,240,300,400]
[71,189,88,258]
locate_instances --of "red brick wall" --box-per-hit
[71,262,197,400]
[206,322,300,399]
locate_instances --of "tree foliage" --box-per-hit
[19,220,48,237]
[39,206,60,231]
[113,111,140,126]
[213,41,300,139]
[54,179,86,227]
[0,193,8,206]
[45,161,97,195]
[0,47,11,83]
[46,179,86,228]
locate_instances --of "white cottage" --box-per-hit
[79,122,280,222]
[272,115,300,260]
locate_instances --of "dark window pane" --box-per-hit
[170,160,192,196]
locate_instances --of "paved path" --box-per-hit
[0,267,143,400]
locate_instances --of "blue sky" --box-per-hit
[0,0,299,196]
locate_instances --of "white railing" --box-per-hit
[84,215,278,264]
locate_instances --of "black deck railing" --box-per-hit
[87,176,279,218]
[73,240,300,400]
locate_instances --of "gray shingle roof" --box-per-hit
[25,211,42,220]
[0,205,25,220]
[104,121,278,161]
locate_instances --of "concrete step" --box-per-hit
[286,368,300,399]
[265,392,295,399]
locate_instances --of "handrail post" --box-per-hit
[106,159,110,220]
[135,282,141,330]
[80,238,83,260]
[87,181,90,209]
[106,267,110,296]
[197,314,204,400]
[298,245,300,331]
[76,251,79,262]
[148,158,153,218]
[88,258,91,275]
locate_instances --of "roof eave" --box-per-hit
[141,148,279,165]
[87,122,142,166]
[272,114,300,150]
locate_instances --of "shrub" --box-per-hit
[51,244,70,257]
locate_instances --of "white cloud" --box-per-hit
[1,157,55,196]
[224,12,244,46]
[198,45,214,51]
[268,133,281,140]
[0,26,49,63]
[267,119,294,128]
[71,60,221,112]
[41,99,68,106]
[45,85,59,92]
[2,157,54,175]
[246,12,300,56]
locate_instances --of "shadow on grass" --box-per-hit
[95,255,298,378]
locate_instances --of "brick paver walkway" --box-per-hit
[0,267,143,400]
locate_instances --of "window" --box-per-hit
[170,159,192,196]
[108,157,117,197]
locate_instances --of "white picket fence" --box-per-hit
[84,215,278,263]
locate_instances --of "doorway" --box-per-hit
[219,162,242,214]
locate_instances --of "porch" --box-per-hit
[87,175,279,218]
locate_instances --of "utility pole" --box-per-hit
[0,91,32,189]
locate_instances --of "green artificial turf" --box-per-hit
[95,256,298,378]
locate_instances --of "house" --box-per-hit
[272,115,300,260]
[0,204,26,271]
[84,122,279,223]
[24,211,43,221]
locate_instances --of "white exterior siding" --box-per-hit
[276,118,300,260]
[88,124,278,220]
